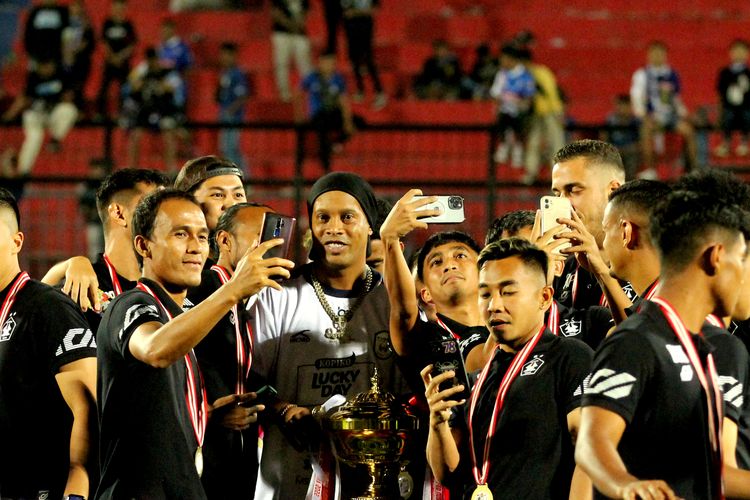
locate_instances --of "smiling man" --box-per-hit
[95,189,292,498]
[250,172,408,499]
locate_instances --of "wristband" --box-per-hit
[279,403,297,418]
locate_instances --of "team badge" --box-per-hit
[560,319,582,337]
[520,355,544,376]
[621,283,638,301]
[0,314,17,342]
[373,330,392,359]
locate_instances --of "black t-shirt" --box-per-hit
[0,276,96,499]
[553,256,637,310]
[582,301,723,499]
[25,68,69,108]
[102,18,136,55]
[547,299,613,350]
[448,331,593,499]
[704,323,750,470]
[96,278,207,500]
[397,312,489,397]
[24,5,69,62]
[84,254,138,334]
[718,64,750,111]
[271,0,309,33]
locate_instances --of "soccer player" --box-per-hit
[250,172,409,499]
[95,189,293,498]
[551,139,634,322]
[188,202,273,498]
[422,238,593,498]
[577,188,750,498]
[42,168,168,316]
[0,187,97,499]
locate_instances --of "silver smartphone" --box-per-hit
[413,195,466,224]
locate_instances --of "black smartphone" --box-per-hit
[253,384,279,406]
[427,337,471,401]
[260,213,296,260]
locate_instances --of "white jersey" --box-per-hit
[249,267,408,500]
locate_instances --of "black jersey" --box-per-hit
[546,299,613,350]
[0,276,96,499]
[23,5,69,62]
[96,278,207,500]
[554,256,637,310]
[704,324,750,470]
[102,18,136,55]
[583,300,723,499]
[448,331,593,499]
[187,266,261,499]
[397,312,489,397]
[718,63,750,111]
[83,254,138,334]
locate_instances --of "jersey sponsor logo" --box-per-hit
[718,375,744,409]
[520,354,544,376]
[55,327,97,356]
[664,344,694,382]
[373,330,392,360]
[0,313,17,342]
[122,303,160,335]
[586,368,637,399]
[290,330,311,343]
[315,352,357,369]
[560,318,582,337]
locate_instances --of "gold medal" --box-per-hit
[470,484,493,500]
[195,446,204,477]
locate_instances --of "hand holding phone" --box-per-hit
[260,213,296,260]
[413,195,466,224]
[426,337,471,402]
[539,196,572,255]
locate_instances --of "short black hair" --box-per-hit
[673,169,750,211]
[131,189,200,267]
[648,40,668,50]
[477,237,548,282]
[552,139,625,176]
[96,168,169,225]
[0,187,20,229]
[486,210,536,245]
[650,190,750,274]
[214,202,271,238]
[220,42,238,52]
[417,231,482,281]
[608,179,671,217]
[370,198,393,241]
[731,38,749,49]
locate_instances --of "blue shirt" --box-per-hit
[216,66,248,120]
[157,36,193,73]
[490,64,536,116]
[302,71,346,117]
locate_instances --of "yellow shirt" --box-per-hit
[528,63,563,116]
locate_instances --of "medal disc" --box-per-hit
[195,446,204,477]
[471,484,493,500]
[398,470,414,498]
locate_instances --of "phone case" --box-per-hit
[427,337,471,401]
[414,195,466,224]
[260,213,296,260]
[540,196,572,233]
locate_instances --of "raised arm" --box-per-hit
[379,189,438,355]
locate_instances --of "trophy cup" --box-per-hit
[323,370,419,499]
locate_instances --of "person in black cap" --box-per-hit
[249,171,409,499]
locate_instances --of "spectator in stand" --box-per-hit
[62,0,94,108]
[490,44,535,169]
[323,0,343,53]
[121,47,184,172]
[216,42,249,173]
[96,0,137,119]
[341,0,387,110]
[630,40,697,178]
[715,39,750,158]
[271,0,312,102]
[23,0,69,66]
[156,18,193,75]
[463,43,499,100]
[602,94,640,180]
[413,39,463,101]
[296,52,354,172]
[1,58,77,177]
[520,48,565,185]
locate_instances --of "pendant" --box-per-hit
[470,484,493,500]
[398,469,414,499]
[195,446,204,477]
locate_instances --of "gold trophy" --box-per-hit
[323,370,419,499]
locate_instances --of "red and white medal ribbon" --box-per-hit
[651,297,724,495]
[467,325,545,489]
[436,316,462,341]
[136,281,208,473]
[0,272,30,330]
[547,301,559,336]
[102,254,123,296]
[705,314,725,328]
[211,264,254,395]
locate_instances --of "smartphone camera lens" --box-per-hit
[448,196,463,210]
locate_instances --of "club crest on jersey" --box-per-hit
[0,313,17,342]
[373,330,392,359]
[521,355,544,376]
[560,319,582,337]
[621,283,638,301]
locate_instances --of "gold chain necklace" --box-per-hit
[311,267,374,341]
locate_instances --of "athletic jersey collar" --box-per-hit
[436,312,487,337]
[0,271,22,301]
[138,278,184,318]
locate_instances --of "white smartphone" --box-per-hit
[540,196,572,255]
[413,195,466,224]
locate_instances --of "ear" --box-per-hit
[702,243,724,277]
[552,259,564,278]
[540,285,554,311]
[622,220,637,250]
[108,202,128,228]
[420,286,434,305]
[607,179,622,195]
[10,231,24,255]
[133,234,151,262]
[216,229,232,255]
